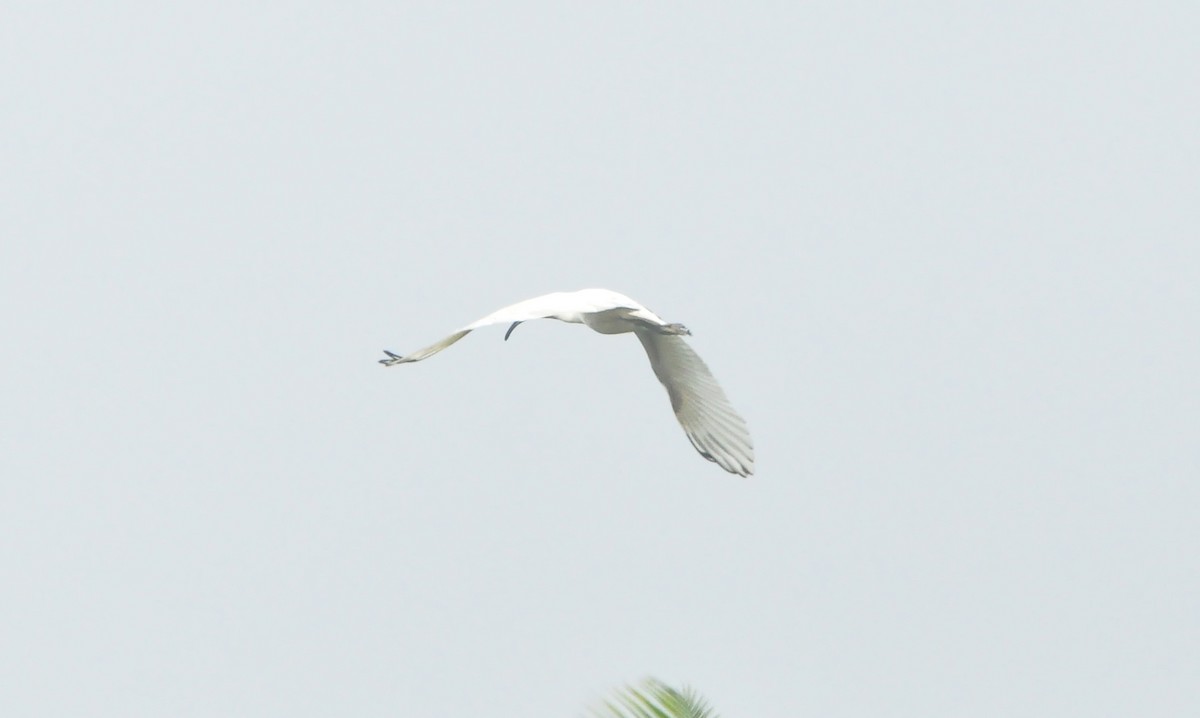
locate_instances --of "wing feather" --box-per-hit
[634,331,755,476]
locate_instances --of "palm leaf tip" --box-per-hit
[589,677,718,718]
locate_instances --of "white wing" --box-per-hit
[635,331,755,477]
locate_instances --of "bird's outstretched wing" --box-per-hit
[379,293,575,365]
[635,331,755,476]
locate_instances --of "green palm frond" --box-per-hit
[590,677,719,718]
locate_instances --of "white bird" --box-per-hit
[380,288,754,476]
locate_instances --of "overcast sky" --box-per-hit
[3,3,1198,716]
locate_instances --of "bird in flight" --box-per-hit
[380,288,754,476]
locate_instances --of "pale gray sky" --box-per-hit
[3,3,1197,716]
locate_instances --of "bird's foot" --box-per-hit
[379,350,405,366]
